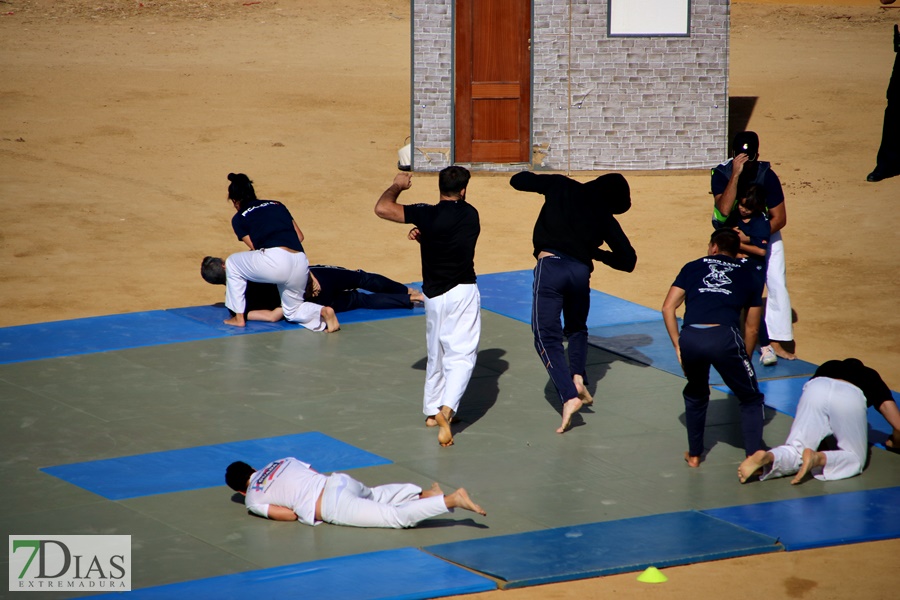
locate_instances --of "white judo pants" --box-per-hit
[225,248,326,331]
[320,473,448,528]
[765,232,793,342]
[423,283,481,417]
[761,377,868,482]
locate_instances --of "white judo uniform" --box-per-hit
[761,378,867,481]
[225,248,327,331]
[244,457,449,528]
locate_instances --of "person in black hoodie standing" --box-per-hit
[509,171,636,433]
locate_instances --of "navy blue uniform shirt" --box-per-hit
[672,254,762,329]
[231,199,304,252]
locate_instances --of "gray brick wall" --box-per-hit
[412,0,729,172]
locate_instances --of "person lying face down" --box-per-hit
[225,457,486,528]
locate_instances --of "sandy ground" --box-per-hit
[1,0,899,598]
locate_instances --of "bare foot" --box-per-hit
[770,341,796,360]
[420,482,444,499]
[791,448,823,484]
[408,288,425,304]
[738,450,772,483]
[574,374,593,406]
[435,408,454,447]
[556,397,583,433]
[444,488,486,516]
[684,451,701,468]
[425,416,438,427]
[224,315,246,327]
[321,306,340,333]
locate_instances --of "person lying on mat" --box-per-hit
[225,457,486,528]
[738,359,900,484]
[201,257,424,322]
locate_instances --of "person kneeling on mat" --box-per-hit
[738,358,900,484]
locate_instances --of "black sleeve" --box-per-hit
[591,216,637,273]
[510,171,568,195]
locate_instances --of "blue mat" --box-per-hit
[704,487,900,551]
[478,270,660,328]
[84,547,496,600]
[0,311,225,365]
[425,511,780,589]
[172,303,424,329]
[41,432,391,500]
[588,320,818,384]
[714,379,900,448]
[0,301,425,365]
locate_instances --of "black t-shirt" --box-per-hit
[404,200,480,298]
[813,359,892,411]
[672,254,763,329]
[231,199,304,252]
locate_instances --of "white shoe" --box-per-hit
[760,345,778,366]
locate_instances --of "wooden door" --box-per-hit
[455,0,531,163]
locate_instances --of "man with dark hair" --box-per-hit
[738,358,900,484]
[201,256,422,322]
[711,131,795,364]
[374,167,481,448]
[662,229,765,467]
[509,171,636,434]
[225,458,485,528]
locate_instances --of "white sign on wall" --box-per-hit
[609,0,690,37]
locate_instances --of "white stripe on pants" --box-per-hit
[320,473,448,528]
[225,248,326,331]
[423,283,481,417]
[761,377,868,481]
[765,231,793,342]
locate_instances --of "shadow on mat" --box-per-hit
[413,517,490,530]
[677,399,779,456]
[587,333,657,366]
[411,348,509,438]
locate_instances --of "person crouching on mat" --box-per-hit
[738,359,900,484]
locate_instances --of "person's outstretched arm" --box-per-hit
[375,172,412,223]
[878,400,900,450]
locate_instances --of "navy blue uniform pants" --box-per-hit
[311,267,412,313]
[679,325,765,457]
[532,255,590,402]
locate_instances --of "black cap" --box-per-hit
[732,131,759,159]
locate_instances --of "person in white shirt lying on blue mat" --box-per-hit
[738,358,900,484]
[225,457,486,528]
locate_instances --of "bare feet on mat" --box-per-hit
[557,397,583,433]
[574,374,593,406]
[738,450,772,483]
[224,314,246,327]
[684,451,701,468]
[770,341,796,360]
[436,407,454,447]
[321,306,340,332]
[408,288,425,304]
[421,482,444,499]
[791,448,824,484]
[445,488,486,516]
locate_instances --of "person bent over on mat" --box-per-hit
[662,229,765,467]
[225,457,485,528]
[738,359,900,484]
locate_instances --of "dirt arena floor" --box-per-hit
[2,0,898,598]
